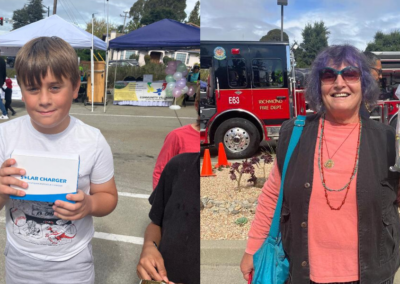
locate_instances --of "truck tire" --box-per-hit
[390,115,398,129]
[215,118,260,159]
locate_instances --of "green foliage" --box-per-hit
[141,8,179,25]
[129,54,139,60]
[76,49,91,62]
[200,68,209,82]
[365,30,400,51]
[260,29,289,42]
[129,0,186,26]
[235,217,248,226]
[294,21,330,68]
[86,18,117,39]
[27,0,45,23]
[188,0,200,26]
[5,68,16,78]
[144,55,151,64]
[163,56,174,65]
[12,0,45,30]
[107,63,167,88]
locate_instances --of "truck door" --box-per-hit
[212,44,252,113]
[250,45,291,127]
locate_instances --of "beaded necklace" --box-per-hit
[318,114,362,210]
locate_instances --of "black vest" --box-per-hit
[277,114,400,284]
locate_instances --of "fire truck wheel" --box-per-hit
[215,118,260,159]
[390,115,398,129]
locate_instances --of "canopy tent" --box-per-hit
[0,15,106,111]
[0,15,106,56]
[109,19,200,50]
[107,19,199,110]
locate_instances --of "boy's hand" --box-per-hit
[0,158,28,202]
[137,243,169,283]
[53,190,93,220]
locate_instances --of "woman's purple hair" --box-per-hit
[306,45,379,112]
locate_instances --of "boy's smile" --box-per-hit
[20,70,80,134]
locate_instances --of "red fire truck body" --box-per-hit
[373,51,400,128]
[200,41,307,159]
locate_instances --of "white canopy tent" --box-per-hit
[0,15,107,111]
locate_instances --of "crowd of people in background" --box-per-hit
[0,58,15,119]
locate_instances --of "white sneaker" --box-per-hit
[0,115,9,120]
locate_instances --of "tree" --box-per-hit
[366,30,400,51]
[86,18,117,40]
[12,0,46,30]
[188,1,200,26]
[294,21,330,68]
[260,29,289,42]
[129,0,186,26]
[141,8,179,25]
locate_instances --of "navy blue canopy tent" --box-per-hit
[109,19,200,50]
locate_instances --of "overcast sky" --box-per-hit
[0,0,198,34]
[202,0,400,51]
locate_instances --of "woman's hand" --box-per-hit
[240,252,254,281]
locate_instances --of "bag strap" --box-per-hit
[268,115,306,239]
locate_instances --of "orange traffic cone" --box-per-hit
[215,142,231,168]
[201,149,216,177]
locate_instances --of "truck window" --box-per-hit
[252,59,284,88]
[228,59,247,88]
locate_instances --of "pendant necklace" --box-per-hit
[323,118,359,169]
[318,114,362,210]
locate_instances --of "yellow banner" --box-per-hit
[114,82,139,101]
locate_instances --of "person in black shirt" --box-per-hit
[137,153,200,284]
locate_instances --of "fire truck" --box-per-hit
[372,51,400,128]
[199,41,307,159]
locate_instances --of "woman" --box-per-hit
[240,45,400,284]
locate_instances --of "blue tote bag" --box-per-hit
[252,116,306,284]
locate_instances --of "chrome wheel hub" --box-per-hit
[223,127,250,153]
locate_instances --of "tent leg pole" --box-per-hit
[104,49,110,112]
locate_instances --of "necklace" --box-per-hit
[323,122,359,169]
[318,114,362,210]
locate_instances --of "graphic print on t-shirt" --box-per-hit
[9,200,77,246]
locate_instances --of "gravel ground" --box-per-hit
[201,160,275,240]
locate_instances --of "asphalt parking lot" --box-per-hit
[0,99,197,284]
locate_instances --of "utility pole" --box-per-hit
[277,0,288,41]
[42,5,50,17]
[120,11,129,33]
[53,0,57,15]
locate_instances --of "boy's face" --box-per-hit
[20,70,79,134]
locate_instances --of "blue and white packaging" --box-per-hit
[10,149,80,203]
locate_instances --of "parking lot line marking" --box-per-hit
[118,192,150,199]
[0,217,144,245]
[94,232,144,245]
[70,113,195,120]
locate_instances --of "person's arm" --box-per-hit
[137,222,170,282]
[397,180,400,206]
[153,132,180,190]
[52,177,118,220]
[0,158,28,210]
[240,159,281,281]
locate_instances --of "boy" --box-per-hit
[2,76,16,116]
[137,153,200,284]
[0,37,118,284]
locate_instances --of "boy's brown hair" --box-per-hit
[15,36,80,89]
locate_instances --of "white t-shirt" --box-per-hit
[0,115,114,261]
